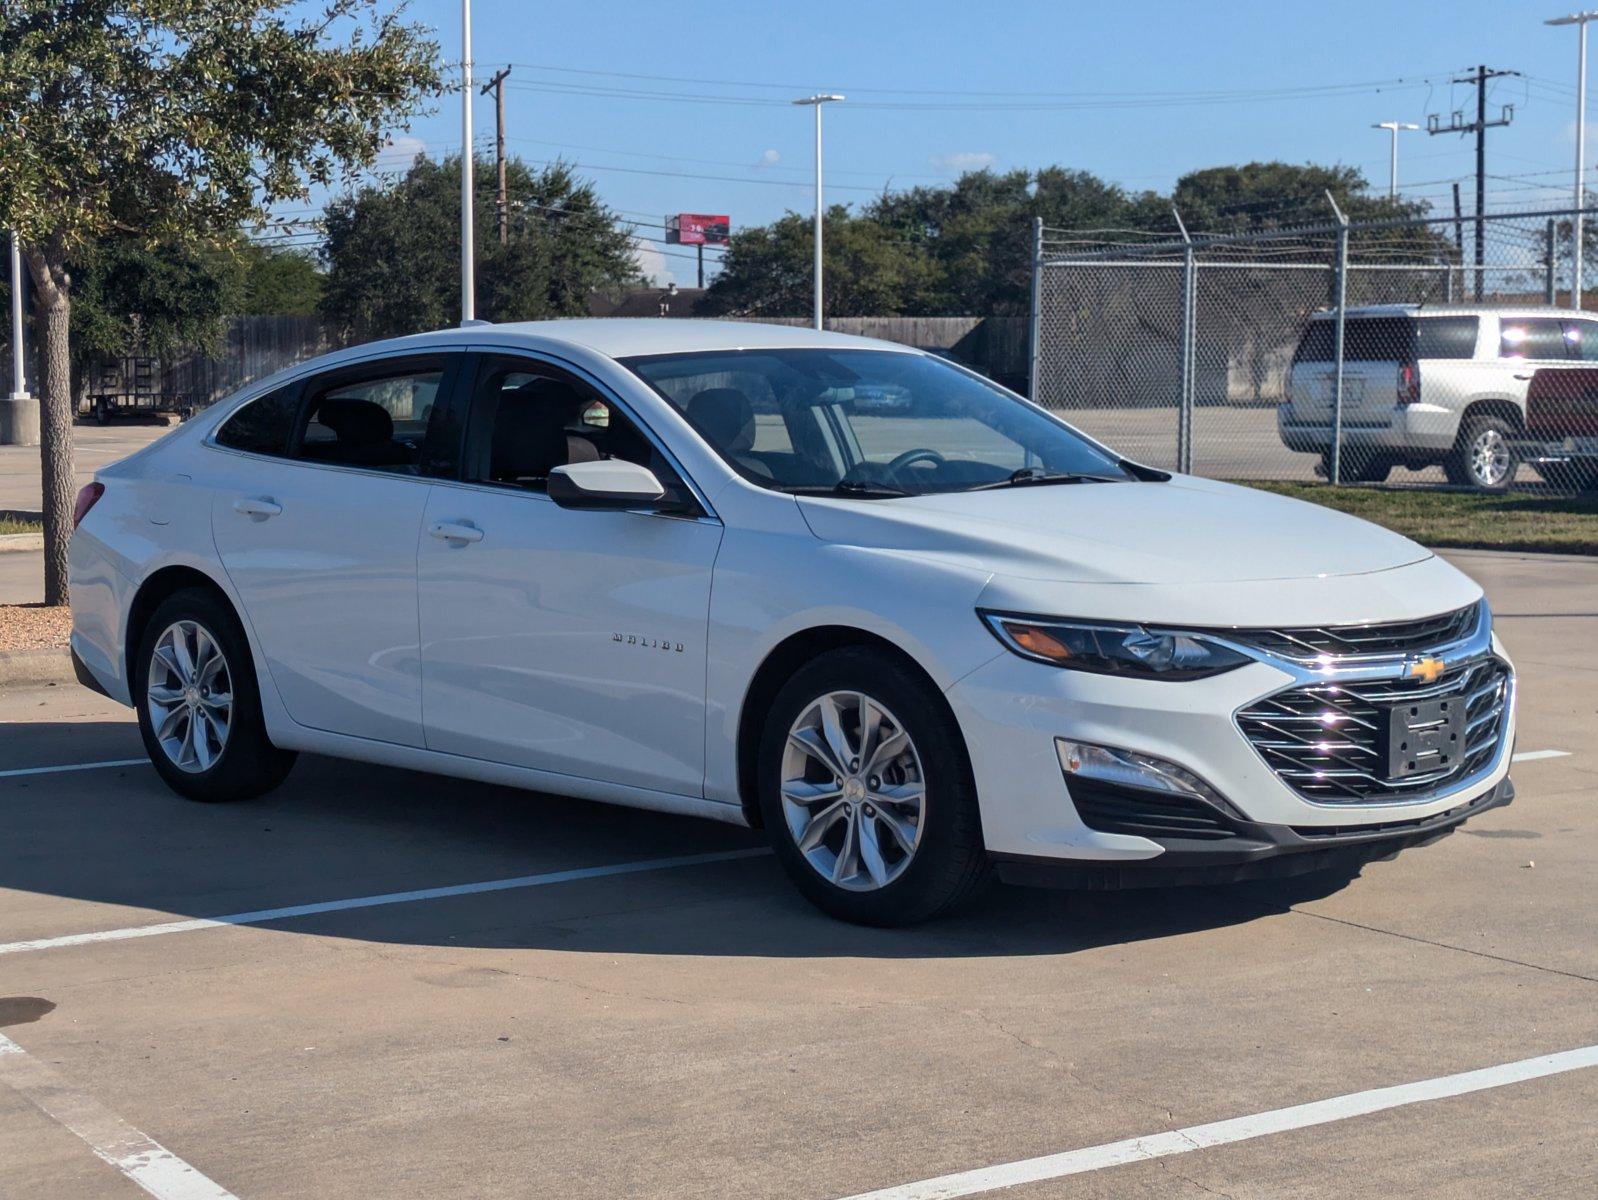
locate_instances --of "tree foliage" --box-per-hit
[705,161,1447,319]
[0,0,441,604]
[318,156,641,341]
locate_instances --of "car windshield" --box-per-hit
[621,348,1133,495]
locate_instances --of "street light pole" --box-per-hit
[793,93,844,331]
[460,0,475,323]
[1370,121,1420,199]
[8,234,25,401]
[1548,10,1598,309]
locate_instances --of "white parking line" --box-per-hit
[0,1032,238,1199]
[0,757,148,779]
[1512,749,1572,763]
[0,847,772,958]
[834,1043,1598,1200]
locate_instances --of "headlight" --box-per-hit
[980,611,1253,680]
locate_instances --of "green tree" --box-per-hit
[1170,161,1425,232]
[240,244,325,316]
[319,156,640,341]
[0,0,439,604]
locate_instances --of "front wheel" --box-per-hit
[1445,414,1519,490]
[757,647,990,925]
[134,587,296,802]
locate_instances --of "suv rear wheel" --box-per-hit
[1446,413,1519,490]
[757,647,990,925]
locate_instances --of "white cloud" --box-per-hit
[757,148,781,168]
[929,151,997,173]
[632,237,673,287]
[378,134,428,165]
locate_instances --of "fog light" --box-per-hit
[1055,738,1241,817]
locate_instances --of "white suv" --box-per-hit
[68,320,1516,925]
[1278,304,1598,488]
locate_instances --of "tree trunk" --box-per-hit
[27,248,74,607]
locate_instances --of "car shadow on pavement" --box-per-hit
[2,721,1364,960]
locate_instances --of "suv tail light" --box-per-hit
[1397,361,1420,406]
[72,481,104,529]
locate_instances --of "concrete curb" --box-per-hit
[0,648,75,689]
[0,533,43,553]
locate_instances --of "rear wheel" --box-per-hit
[1445,414,1519,490]
[134,587,296,802]
[757,647,990,925]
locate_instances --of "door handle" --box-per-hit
[428,520,484,544]
[1513,373,1534,381]
[233,497,282,518]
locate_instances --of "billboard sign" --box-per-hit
[666,213,730,246]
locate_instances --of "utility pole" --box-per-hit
[1546,12,1598,308]
[1428,65,1517,302]
[459,0,475,323]
[481,66,512,247]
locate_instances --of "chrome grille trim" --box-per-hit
[1236,657,1511,804]
[1219,602,1482,665]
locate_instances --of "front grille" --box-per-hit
[1228,603,1479,663]
[1069,779,1238,841]
[1237,657,1510,803]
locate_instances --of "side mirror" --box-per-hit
[547,459,667,510]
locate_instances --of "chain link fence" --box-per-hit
[1030,207,1598,493]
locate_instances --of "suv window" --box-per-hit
[1294,315,1478,363]
[1413,317,1479,359]
[1499,318,1571,360]
[298,365,446,474]
[1562,319,1598,362]
[467,357,690,504]
[215,384,300,456]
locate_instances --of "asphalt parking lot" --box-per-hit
[1,549,1594,1199]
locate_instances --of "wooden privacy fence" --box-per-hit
[156,313,1030,412]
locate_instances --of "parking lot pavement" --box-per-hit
[1,551,1594,1199]
[0,420,176,514]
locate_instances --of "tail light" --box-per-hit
[1398,361,1420,406]
[72,482,104,529]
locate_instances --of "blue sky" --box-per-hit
[329,0,1597,283]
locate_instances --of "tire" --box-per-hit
[757,647,990,925]
[1445,413,1519,490]
[1319,451,1392,484]
[133,587,296,802]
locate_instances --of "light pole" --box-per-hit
[792,94,844,330]
[8,234,25,401]
[460,0,476,323]
[1370,121,1420,199]
[1548,10,1598,308]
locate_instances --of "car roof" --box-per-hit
[344,318,921,361]
[1306,304,1585,320]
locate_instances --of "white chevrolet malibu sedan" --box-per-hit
[68,321,1517,924]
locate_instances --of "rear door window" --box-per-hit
[1413,317,1479,359]
[1562,319,1598,362]
[1499,318,1571,360]
[293,357,464,477]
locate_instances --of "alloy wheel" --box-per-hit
[146,620,233,774]
[1469,427,1511,488]
[780,690,926,892]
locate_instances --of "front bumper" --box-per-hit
[946,610,1516,873]
[992,776,1512,890]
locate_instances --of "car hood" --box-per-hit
[795,475,1432,586]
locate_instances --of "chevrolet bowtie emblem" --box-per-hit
[1407,656,1447,684]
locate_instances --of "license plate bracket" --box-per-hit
[1382,695,1465,779]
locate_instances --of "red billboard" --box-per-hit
[666,213,730,246]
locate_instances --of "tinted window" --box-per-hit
[469,358,687,502]
[299,367,444,474]
[215,385,299,456]
[1563,320,1598,362]
[1414,317,1479,359]
[1294,317,1416,363]
[1500,318,1570,360]
[626,349,1129,494]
